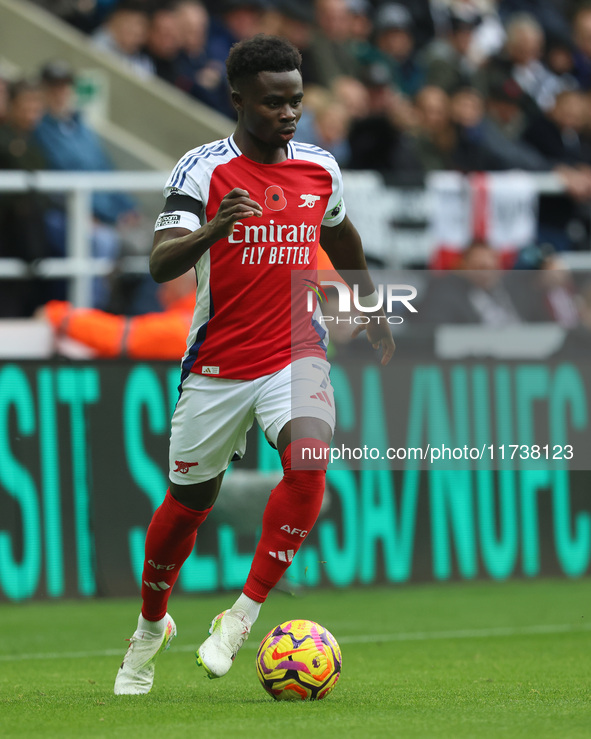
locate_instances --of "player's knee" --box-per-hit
[279,438,328,502]
[281,437,330,473]
[170,475,223,511]
[283,467,326,499]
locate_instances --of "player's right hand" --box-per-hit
[210,188,263,238]
[352,316,396,366]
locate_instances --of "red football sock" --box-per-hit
[243,438,328,603]
[141,490,212,621]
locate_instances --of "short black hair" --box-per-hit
[111,0,153,18]
[226,34,302,90]
[9,78,40,102]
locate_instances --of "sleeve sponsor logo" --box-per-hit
[328,200,343,219]
[155,212,181,227]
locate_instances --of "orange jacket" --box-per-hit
[44,293,195,359]
[44,249,339,359]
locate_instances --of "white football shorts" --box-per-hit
[169,357,335,484]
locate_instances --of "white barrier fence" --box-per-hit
[0,171,167,307]
[0,169,584,307]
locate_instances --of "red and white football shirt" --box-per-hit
[155,135,346,380]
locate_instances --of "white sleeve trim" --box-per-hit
[322,198,346,227]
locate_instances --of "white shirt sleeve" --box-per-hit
[154,158,205,232]
[322,160,347,228]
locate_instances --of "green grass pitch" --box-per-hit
[1,580,590,739]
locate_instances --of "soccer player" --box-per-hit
[114,33,394,695]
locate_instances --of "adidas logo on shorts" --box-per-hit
[310,390,332,406]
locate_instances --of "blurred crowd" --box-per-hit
[0,58,145,317]
[4,0,591,330]
[22,0,591,186]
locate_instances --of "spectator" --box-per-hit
[391,0,436,51]
[92,0,154,79]
[520,89,591,249]
[357,3,426,97]
[348,63,423,178]
[30,0,119,34]
[572,4,591,91]
[295,90,352,163]
[273,0,317,86]
[477,13,567,118]
[35,60,138,226]
[0,79,55,316]
[0,79,46,182]
[207,0,270,68]
[514,244,581,327]
[34,60,140,307]
[295,81,331,127]
[331,74,370,119]
[305,0,362,88]
[450,84,549,170]
[346,0,372,45]
[430,0,505,67]
[556,280,591,356]
[485,76,532,140]
[544,36,578,93]
[294,81,327,117]
[172,0,233,116]
[417,241,527,324]
[522,89,591,168]
[144,1,185,85]
[498,0,572,48]
[420,7,482,94]
[508,13,572,111]
[39,270,197,359]
[0,72,10,125]
[414,83,536,172]
[412,85,462,170]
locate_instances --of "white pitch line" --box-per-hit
[336,622,591,644]
[0,622,589,663]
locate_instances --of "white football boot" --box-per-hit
[114,613,177,695]
[196,609,251,678]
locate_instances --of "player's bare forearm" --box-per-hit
[320,217,375,296]
[150,224,222,283]
[320,216,395,366]
[150,188,263,283]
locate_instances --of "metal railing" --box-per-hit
[0,169,583,307]
[0,171,166,306]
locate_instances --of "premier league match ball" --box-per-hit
[256,619,342,701]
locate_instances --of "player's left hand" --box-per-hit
[352,316,395,366]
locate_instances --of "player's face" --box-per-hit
[235,70,304,151]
